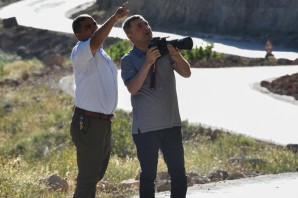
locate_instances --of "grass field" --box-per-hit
[0,56,297,198]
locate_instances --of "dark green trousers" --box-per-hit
[70,111,112,198]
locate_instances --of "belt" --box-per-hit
[74,106,114,121]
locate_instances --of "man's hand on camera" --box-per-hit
[115,2,129,20]
[167,44,191,77]
[167,44,181,59]
[146,47,161,66]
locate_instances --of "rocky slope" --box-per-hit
[1,19,297,68]
[94,0,298,49]
[0,19,120,64]
[261,72,298,100]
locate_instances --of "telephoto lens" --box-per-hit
[148,36,193,56]
[168,37,193,50]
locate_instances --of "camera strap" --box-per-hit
[150,63,156,90]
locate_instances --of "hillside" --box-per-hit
[1,1,298,197]
[1,0,298,101]
[1,21,298,68]
[90,0,298,49]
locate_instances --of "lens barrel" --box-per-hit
[168,37,193,50]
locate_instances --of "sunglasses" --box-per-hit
[84,22,97,30]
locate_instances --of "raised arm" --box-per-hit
[126,47,161,95]
[167,44,191,78]
[90,2,129,54]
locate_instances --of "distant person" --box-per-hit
[264,39,275,59]
[121,15,191,198]
[69,2,128,198]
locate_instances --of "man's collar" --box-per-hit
[132,46,146,57]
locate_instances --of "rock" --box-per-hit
[286,144,298,153]
[208,170,229,182]
[188,172,210,185]
[21,71,30,81]
[40,174,68,192]
[227,172,246,180]
[0,79,21,87]
[260,80,271,88]
[229,155,266,168]
[247,158,266,168]
[0,102,13,113]
[119,179,139,189]
[156,171,170,181]
[260,72,298,99]
[3,17,18,28]
[293,59,298,65]
[229,155,247,164]
[292,82,298,93]
[98,179,115,192]
[277,58,293,65]
[155,180,170,192]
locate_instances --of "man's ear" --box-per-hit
[127,33,133,40]
[75,32,84,41]
[75,33,80,39]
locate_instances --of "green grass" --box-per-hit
[0,58,297,197]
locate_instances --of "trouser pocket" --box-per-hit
[70,113,90,146]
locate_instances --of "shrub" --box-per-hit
[105,39,132,64]
[111,110,136,157]
[181,43,223,61]
[0,50,20,77]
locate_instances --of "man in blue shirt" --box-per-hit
[70,2,128,198]
[121,15,191,198]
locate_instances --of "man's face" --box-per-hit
[75,17,98,41]
[127,18,152,44]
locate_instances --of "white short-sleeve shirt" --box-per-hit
[71,39,118,114]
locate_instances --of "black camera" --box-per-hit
[148,36,193,56]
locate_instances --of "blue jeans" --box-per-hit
[133,126,187,198]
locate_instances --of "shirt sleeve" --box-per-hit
[120,55,138,86]
[71,39,94,68]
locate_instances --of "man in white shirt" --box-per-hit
[70,2,128,198]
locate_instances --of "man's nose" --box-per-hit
[144,25,150,30]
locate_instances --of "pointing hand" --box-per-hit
[115,2,129,19]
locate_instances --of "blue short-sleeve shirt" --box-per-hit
[121,46,181,134]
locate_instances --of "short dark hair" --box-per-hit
[72,14,93,33]
[122,15,145,34]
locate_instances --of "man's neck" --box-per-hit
[134,43,149,52]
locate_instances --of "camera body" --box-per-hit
[148,36,193,56]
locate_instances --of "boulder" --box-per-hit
[40,174,68,192]
[3,17,18,28]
